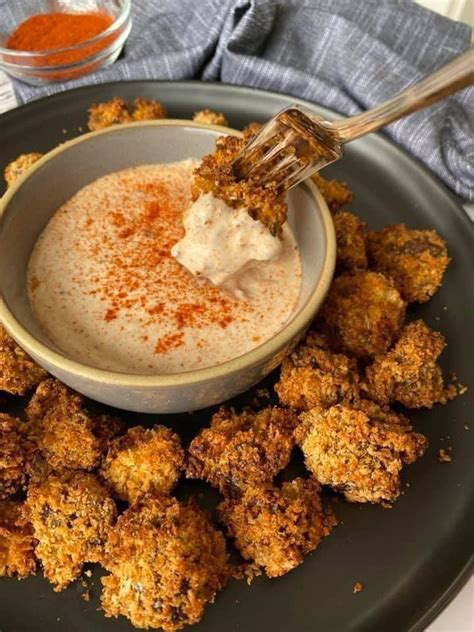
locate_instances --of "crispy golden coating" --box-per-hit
[100,425,184,503]
[0,500,36,578]
[0,325,47,395]
[275,332,360,411]
[364,320,454,408]
[242,121,263,136]
[318,271,406,359]
[0,413,28,499]
[131,97,167,122]
[333,210,368,272]
[193,109,228,126]
[186,406,298,495]
[296,403,428,503]
[367,224,450,303]
[4,152,43,188]
[218,478,334,578]
[311,172,353,212]
[88,97,133,131]
[27,379,122,472]
[101,494,228,631]
[192,134,288,236]
[27,470,116,591]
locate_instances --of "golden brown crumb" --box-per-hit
[100,425,184,503]
[296,403,428,503]
[192,134,288,236]
[218,478,335,578]
[87,97,133,131]
[438,448,452,463]
[311,172,353,212]
[101,494,228,631]
[363,320,454,408]
[242,121,263,136]
[367,224,450,303]
[131,97,167,121]
[353,581,364,594]
[0,500,36,578]
[0,413,28,499]
[333,210,368,272]
[0,325,47,395]
[186,406,298,495]
[192,109,228,126]
[317,271,406,359]
[27,470,116,591]
[275,331,360,411]
[4,152,43,188]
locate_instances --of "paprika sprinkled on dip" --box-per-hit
[27,161,302,374]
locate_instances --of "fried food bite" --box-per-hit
[311,172,353,212]
[101,494,228,631]
[131,97,167,121]
[0,413,28,499]
[186,406,298,495]
[317,270,406,359]
[27,470,116,591]
[0,500,36,578]
[193,109,228,126]
[0,325,47,395]
[275,331,360,411]
[367,224,450,303]
[100,425,184,503]
[4,152,43,188]
[296,403,428,503]
[218,478,334,578]
[88,97,167,131]
[364,320,454,408]
[333,210,368,272]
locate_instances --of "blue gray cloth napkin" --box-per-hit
[2,0,473,200]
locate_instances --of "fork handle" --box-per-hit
[331,48,474,143]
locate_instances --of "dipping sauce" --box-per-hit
[27,161,302,374]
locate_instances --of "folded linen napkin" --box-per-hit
[1,0,472,199]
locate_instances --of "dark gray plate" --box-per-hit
[0,81,473,632]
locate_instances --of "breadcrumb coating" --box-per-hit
[333,210,368,272]
[100,425,184,503]
[318,271,406,359]
[88,97,133,131]
[0,500,36,578]
[0,325,47,395]
[275,332,360,411]
[363,320,454,408]
[367,224,450,303]
[218,478,334,578]
[101,494,228,631]
[192,134,288,236]
[0,413,28,499]
[27,470,116,591]
[131,97,167,122]
[311,172,353,212]
[186,407,298,495]
[296,403,428,503]
[4,152,43,188]
[193,109,228,126]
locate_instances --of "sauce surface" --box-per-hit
[28,161,302,374]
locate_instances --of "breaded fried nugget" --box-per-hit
[364,320,453,408]
[367,224,450,303]
[0,413,27,499]
[0,500,36,578]
[27,379,122,472]
[275,332,360,411]
[4,152,43,188]
[318,271,406,359]
[193,109,228,126]
[218,478,334,578]
[311,172,353,212]
[27,470,116,591]
[192,134,287,236]
[333,210,368,272]
[0,325,47,395]
[186,407,298,495]
[101,494,228,631]
[100,425,184,503]
[132,97,167,121]
[296,403,428,503]
[87,97,133,131]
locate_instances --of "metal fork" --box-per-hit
[232,48,474,194]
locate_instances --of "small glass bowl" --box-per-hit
[0,0,131,85]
